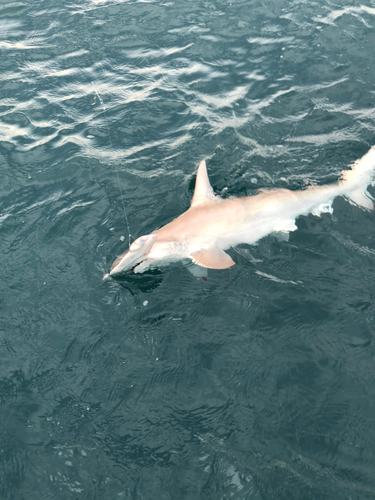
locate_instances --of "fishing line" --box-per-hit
[82,8,133,245]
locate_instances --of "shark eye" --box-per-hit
[130,237,145,251]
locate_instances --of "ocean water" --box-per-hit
[1,0,375,498]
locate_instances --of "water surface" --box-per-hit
[1,0,375,498]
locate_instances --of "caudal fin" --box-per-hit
[342,146,375,210]
[346,187,374,210]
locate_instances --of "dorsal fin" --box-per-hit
[191,160,215,207]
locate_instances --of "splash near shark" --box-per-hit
[107,147,375,277]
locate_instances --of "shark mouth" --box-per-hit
[109,234,158,276]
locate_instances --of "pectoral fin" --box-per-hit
[191,246,235,269]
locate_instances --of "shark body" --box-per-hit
[109,147,375,276]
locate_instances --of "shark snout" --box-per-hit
[109,233,157,276]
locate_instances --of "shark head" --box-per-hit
[109,233,158,276]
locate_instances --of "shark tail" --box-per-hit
[341,146,375,210]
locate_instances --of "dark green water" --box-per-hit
[1,0,375,498]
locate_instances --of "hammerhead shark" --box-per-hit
[107,146,375,276]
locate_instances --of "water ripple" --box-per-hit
[124,42,194,59]
[313,5,375,26]
[1,1,375,498]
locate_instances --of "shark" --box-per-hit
[107,146,375,277]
